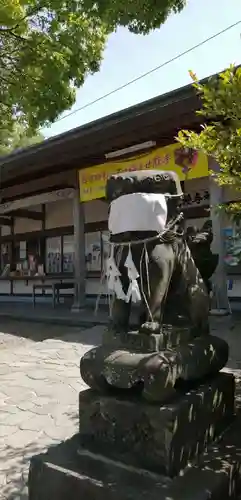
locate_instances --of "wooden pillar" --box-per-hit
[71,187,86,312]
[41,204,46,271]
[10,217,14,295]
[209,170,230,313]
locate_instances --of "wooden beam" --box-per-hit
[0,220,108,243]
[8,209,45,220]
[0,225,74,243]
[1,170,76,201]
[0,217,12,226]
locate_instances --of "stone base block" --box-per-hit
[29,415,241,500]
[80,335,229,402]
[79,373,234,477]
[102,324,192,352]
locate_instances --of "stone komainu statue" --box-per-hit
[80,170,228,402]
[186,222,218,295]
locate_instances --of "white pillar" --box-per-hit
[71,188,86,312]
[209,172,230,313]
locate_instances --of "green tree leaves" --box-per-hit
[0,1,109,133]
[81,0,186,34]
[0,124,43,156]
[0,0,187,138]
[178,66,241,215]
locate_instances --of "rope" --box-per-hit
[94,241,124,317]
[109,212,184,247]
[94,200,184,317]
[139,245,154,322]
[145,242,151,297]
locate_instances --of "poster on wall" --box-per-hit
[63,235,74,273]
[19,241,27,260]
[223,227,241,266]
[46,237,62,274]
[85,232,102,272]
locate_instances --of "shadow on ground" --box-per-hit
[0,318,104,346]
[0,408,79,499]
[8,429,241,500]
[0,311,237,346]
[2,315,241,498]
[0,434,68,499]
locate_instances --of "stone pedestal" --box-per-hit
[78,373,234,477]
[80,335,229,403]
[29,412,241,500]
[102,324,193,351]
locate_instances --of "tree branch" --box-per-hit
[0,74,15,85]
[0,5,43,33]
[0,100,13,110]
[0,28,28,44]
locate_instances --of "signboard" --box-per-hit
[85,232,102,272]
[79,144,208,202]
[182,189,210,208]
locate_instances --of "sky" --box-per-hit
[43,0,241,138]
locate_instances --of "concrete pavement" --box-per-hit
[0,320,104,499]
[0,315,240,499]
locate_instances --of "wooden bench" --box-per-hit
[54,282,74,307]
[33,282,74,308]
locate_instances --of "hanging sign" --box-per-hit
[182,189,210,208]
[79,143,209,202]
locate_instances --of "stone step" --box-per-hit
[78,372,235,477]
[29,414,241,500]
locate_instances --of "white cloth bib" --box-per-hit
[108,192,168,234]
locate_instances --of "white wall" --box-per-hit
[84,199,108,223]
[44,198,108,229]
[14,218,42,234]
[45,199,73,229]
[86,277,108,296]
[14,204,42,234]
[1,225,11,236]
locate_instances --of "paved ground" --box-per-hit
[0,315,240,499]
[0,319,104,499]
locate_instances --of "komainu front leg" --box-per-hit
[139,243,175,335]
[110,298,131,333]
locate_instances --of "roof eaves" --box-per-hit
[0,81,195,167]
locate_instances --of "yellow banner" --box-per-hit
[79,143,208,202]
